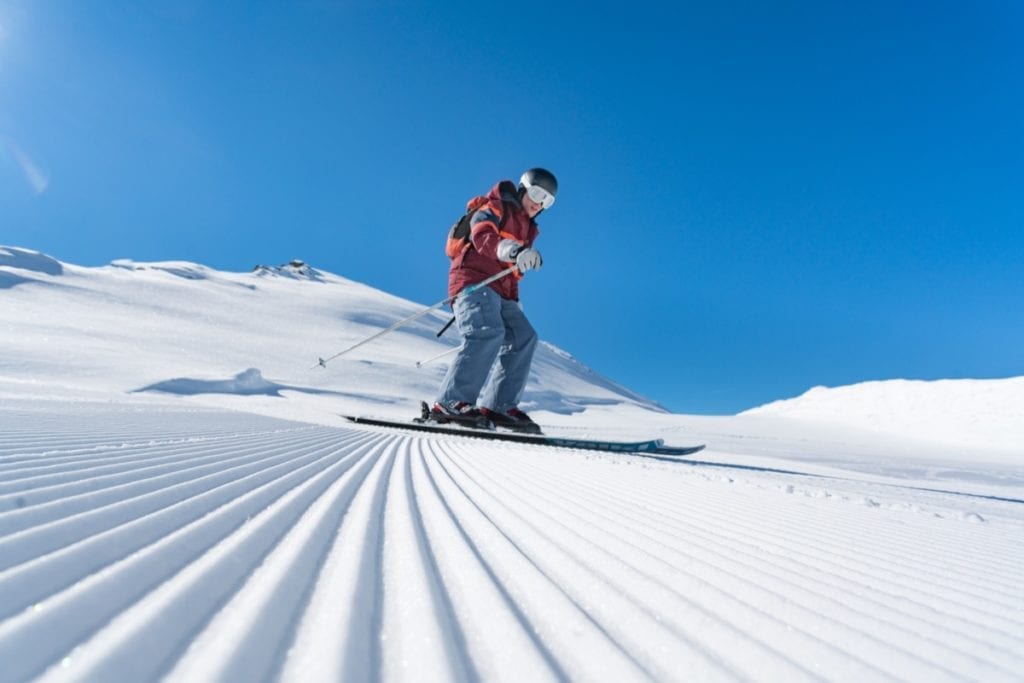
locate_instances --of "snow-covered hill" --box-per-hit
[744,378,1024,454]
[0,245,663,424]
[2,246,1023,681]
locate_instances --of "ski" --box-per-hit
[341,413,705,457]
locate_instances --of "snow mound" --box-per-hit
[743,377,1024,452]
[110,259,218,281]
[0,247,63,275]
[252,259,326,282]
[135,368,285,396]
[0,247,63,288]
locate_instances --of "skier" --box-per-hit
[428,167,558,433]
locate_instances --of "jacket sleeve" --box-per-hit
[468,205,508,261]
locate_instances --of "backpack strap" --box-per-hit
[447,188,516,260]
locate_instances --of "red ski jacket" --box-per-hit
[448,180,539,301]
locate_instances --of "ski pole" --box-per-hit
[313,266,517,369]
[436,316,456,338]
[415,344,460,368]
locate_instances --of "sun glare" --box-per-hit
[7,141,49,194]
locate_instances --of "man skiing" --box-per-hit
[429,167,558,434]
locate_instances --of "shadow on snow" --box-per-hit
[132,367,392,404]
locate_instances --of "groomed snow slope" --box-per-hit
[2,247,1023,681]
[2,401,1023,682]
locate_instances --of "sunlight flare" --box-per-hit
[7,140,49,194]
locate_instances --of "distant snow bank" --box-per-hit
[744,377,1024,452]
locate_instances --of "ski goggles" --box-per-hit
[524,183,556,209]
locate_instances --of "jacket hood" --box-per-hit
[488,180,522,206]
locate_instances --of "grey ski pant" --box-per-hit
[436,286,538,411]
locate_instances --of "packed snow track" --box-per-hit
[1,401,1022,682]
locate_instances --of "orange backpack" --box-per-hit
[445,182,516,259]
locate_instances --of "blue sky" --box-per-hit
[2,1,1022,414]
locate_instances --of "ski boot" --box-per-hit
[480,407,543,435]
[418,401,493,430]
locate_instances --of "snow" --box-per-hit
[1,246,1022,682]
[744,378,1024,457]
